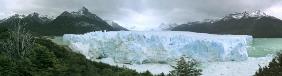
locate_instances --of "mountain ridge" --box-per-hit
[171,11,282,38]
[0,7,128,36]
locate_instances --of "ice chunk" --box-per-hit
[202,56,273,76]
[63,31,252,64]
[98,56,272,75]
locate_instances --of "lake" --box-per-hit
[249,38,282,57]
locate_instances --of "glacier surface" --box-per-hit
[63,31,252,64]
[98,56,272,75]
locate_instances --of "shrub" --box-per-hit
[255,53,282,76]
[169,56,202,76]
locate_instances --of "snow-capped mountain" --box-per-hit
[3,13,51,23]
[0,13,52,34]
[0,7,128,36]
[106,20,129,31]
[158,23,178,31]
[222,10,268,20]
[25,13,52,24]
[172,11,282,38]
[50,7,115,35]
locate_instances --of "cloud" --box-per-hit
[264,1,282,19]
[0,0,280,30]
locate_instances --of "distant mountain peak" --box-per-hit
[10,14,26,19]
[60,11,72,16]
[105,20,129,31]
[58,7,98,19]
[27,12,40,17]
[223,10,268,20]
[249,10,267,17]
[71,7,91,16]
[79,6,89,14]
[172,10,282,38]
[158,23,178,31]
[0,7,126,36]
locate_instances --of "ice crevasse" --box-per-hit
[63,31,253,64]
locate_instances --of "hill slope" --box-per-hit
[0,27,152,76]
[172,11,282,38]
[0,7,127,36]
[106,20,129,31]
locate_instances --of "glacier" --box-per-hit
[63,31,252,64]
[97,56,272,75]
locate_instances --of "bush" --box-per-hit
[255,53,282,76]
[169,56,202,76]
[140,70,153,76]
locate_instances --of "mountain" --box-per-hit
[171,11,282,38]
[0,7,127,36]
[0,19,3,23]
[158,23,178,31]
[0,13,52,35]
[48,7,115,35]
[23,13,52,34]
[106,20,129,31]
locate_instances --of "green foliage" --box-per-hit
[140,70,154,76]
[0,28,8,39]
[2,24,35,60]
[157,72,166,76]
[115,68,140,76]
[0,54,18,76]
[255,53,282,76]
[30,44,66,76]
[0,27,152,76]
[169,56,202,76]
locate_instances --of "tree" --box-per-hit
[158,72,165,76]
[255,53,282,76]
[0,20,153,76]
[141,70,153,76]
[169,56,202,76]
[0,20,36,75]
[2,20,34,60]
[31,45,66,76]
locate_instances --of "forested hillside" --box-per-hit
[0,27,152,76]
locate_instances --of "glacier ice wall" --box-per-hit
[63,31,252,64]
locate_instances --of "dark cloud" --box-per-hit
[1,0,281,30]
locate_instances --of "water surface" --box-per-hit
[249,38,282,57]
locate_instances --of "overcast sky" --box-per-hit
[1,0,282,30]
